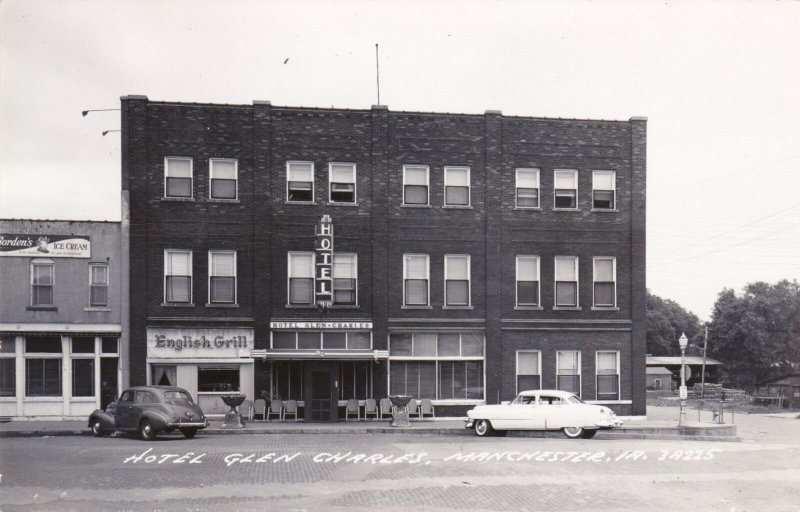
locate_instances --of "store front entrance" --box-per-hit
[305,362,338,422]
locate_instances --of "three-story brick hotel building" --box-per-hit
[122,96,646,420]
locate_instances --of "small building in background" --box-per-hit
[754,374,800,409]
[645,355,724,388]
[646,366,673,390]
[0,219,128,420]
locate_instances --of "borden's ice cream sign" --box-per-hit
[0,234,91,258]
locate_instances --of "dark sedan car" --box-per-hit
[88,385,208,440]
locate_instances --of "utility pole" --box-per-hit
[700,325,708,398]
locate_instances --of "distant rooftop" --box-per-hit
[646,356,723,366]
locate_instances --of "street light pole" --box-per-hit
[678,332,688,426]
[700,325,708,398]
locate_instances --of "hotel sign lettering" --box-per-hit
[270,321,373,330]
[147,328,254,359]
[0,234,91,258]
[315,215,333,309]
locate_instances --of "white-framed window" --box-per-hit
[555,256,579,307]
[592,170,616,210]
[209,158,238,200]
[557,350,581,396]
[403,165,429,206]
[516,350,541,393]
[24,336,62,397]
[333,253,357,305]
[329,163,357,204]
[593,257,616,308]
[89,263,109,307]
[286,161,314,203]
[554,169,578,209]
[208,250,237,304]
[1,334,17,398]
[71,336,95,397]
[444,166,470,206]
[272,331,372,350]
[515,168,540,208]
[389,332,484,400]
[596,351,620,400]
[198,365,240,392]
[444,254,470,306]
[288,252,314,305]
[403,254,429,306]
[164,157,193,198]
[516,256,540,306]
[164,250,192,304]
[31,259,54,306]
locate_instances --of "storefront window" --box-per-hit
[0,336,15,397]
[198,366,240,392]
[72,336,95,353]
[272,361,303,400]
[25,336,62,397]
[339,361,371,400]
[152,365,177,386]
[390,361,436,399]
[72,359,94,397]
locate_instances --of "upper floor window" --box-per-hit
[516,255,540,307]
[592,171,616,210]
[593,257,616,308]
[210,159,238,200]
[403,165,429,206]
[444,254,470,306]
[333,253,357,305]
[555,256,579,307]
[287,161,314,203]
[89,263,109,307]
[329,163,357,204]
[516,168,540,208]
[288,252,314,305]
[209,251,236,304]
[164,157,193,198]
[444,166,470,206]
[31,259,54,306]
[164,250,192,304]
[403,254,429,306]
[554,169,578,209]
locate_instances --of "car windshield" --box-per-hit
[163,390,192,401]
[568,395,584,404]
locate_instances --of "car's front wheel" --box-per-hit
[90,419,106,437]
[474,419,495,437]
[181,429,198,439]
[139,419,157,441]
[562,426,584,439]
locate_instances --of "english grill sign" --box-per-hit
[315,215,333,309]
[0,234,91,258]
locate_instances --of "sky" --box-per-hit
[1,0,798,320]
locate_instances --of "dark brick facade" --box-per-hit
[122,96,646,416]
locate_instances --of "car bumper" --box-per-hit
[166,420,208,429]
[464,417,474,429]
[595,418,624,428]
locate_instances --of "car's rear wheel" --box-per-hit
[139,419,156,441]
[474,419,495,437]
[562,426,584,439]
[580,429,597,439]
[90,419,106,437]
[181,429,198,439]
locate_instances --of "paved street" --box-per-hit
[1,408,798,512]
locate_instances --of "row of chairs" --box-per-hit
[236,397,435,422]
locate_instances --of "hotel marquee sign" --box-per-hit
[270,322,373,330]
[0,234,91,258]
[315,215,333,309]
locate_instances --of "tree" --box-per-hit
[646,290,704,356]
[708,280,800,390]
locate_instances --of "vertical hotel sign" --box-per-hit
[315,215,333,309]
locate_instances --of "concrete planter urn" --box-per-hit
[220,394,247,429]
[389,395,412,427]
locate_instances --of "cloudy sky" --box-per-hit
[1,0,798,320]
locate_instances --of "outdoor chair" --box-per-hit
[345,398,360,421]
[406,399,418,418]
[283,399,299,422]
[239,399,253,421]
[364,398,379,420]
[379,398,393,419]
[420,399,435,419]
[268,399,284,422]
[253,399,267,422]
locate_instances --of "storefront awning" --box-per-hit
[251,349,389,361]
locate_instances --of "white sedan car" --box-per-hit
[465,390,623,438]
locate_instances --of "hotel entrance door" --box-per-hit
[304,363,338,422]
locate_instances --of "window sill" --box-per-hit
[442,305,473,310]
[591,208,619,213]
[284,304,317,309]
[401,305,432,310]
[208,198,240,203]
[161,197,195,202]
[27,306,57,311]
[70,397,97,402]
[401,204,432,208]
[552,208,580,212]
[515,305,543,310]
[284,200,316,205]
[84,307,111,312]
[326,202,358,207]
[23,397,63,401]
[0,397,16,402]
[161,303,195,307]
[513,206,541,211]
[553,306,582,311]
[442,205,473,209]
[591,306,620,311]
[206,303,240,308]
[328,305,360,309]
